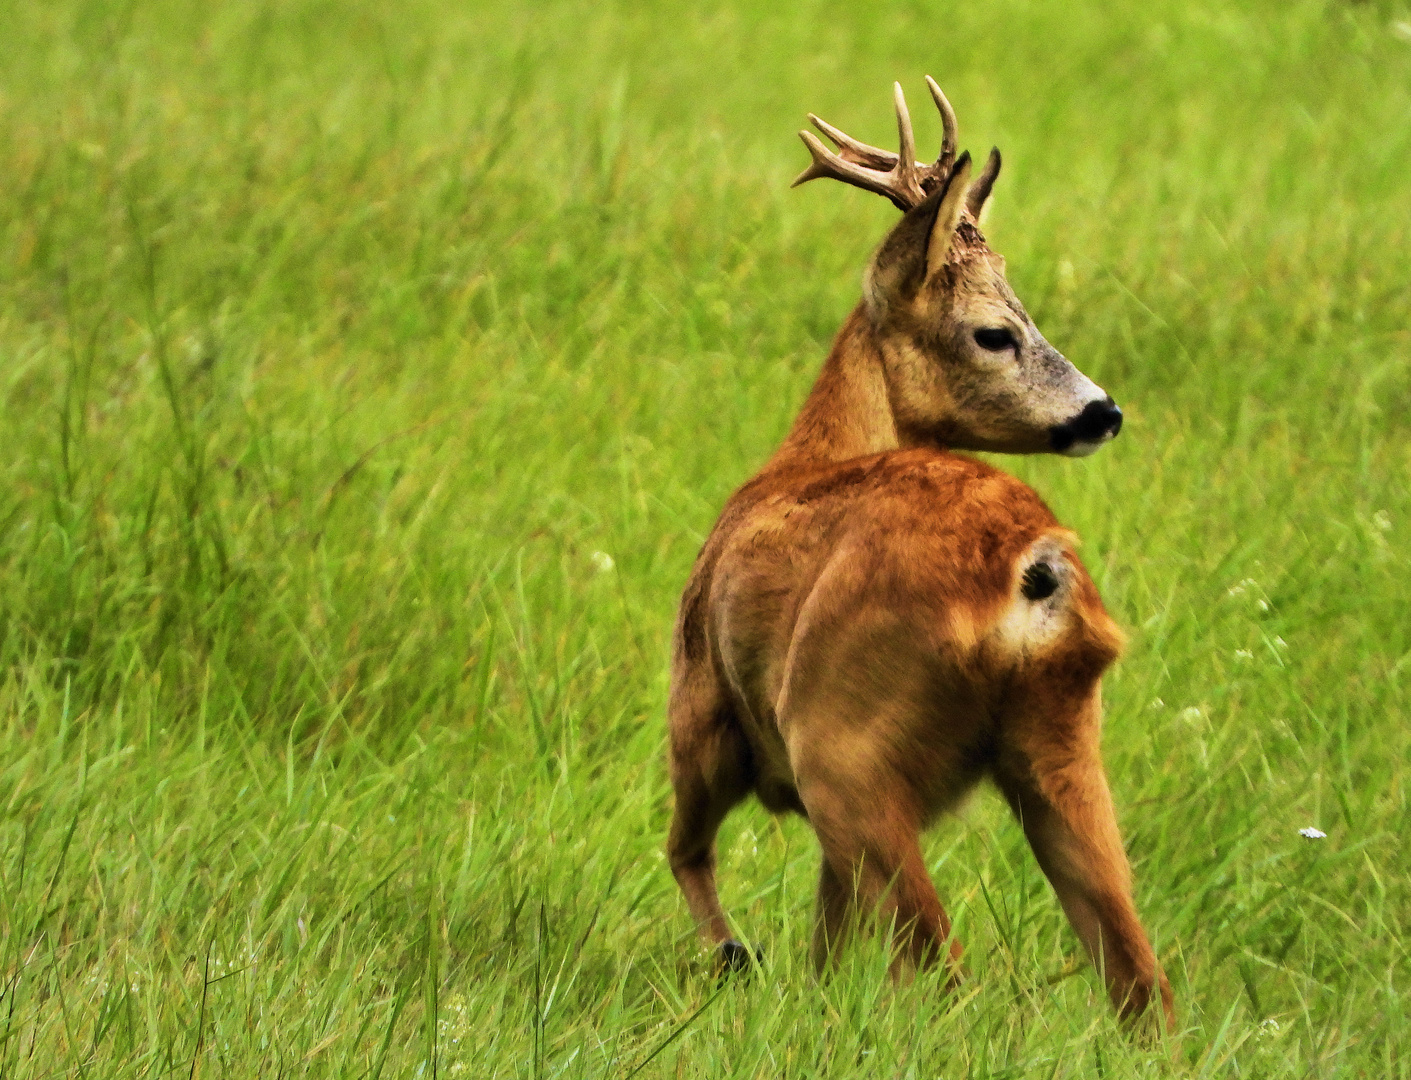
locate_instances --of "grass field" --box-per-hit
[1,0,1409,1075]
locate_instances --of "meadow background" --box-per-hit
[1,0,1409,1075]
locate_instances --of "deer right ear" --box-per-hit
[864,153,972,316]
[965,147,1001,221]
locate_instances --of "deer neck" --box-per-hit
[769,304,902,468]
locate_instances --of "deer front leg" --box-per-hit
[995,684,1174,1029]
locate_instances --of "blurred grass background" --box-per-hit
[0,0,1409,1074]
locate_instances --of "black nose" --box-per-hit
[1049,397,1122,452]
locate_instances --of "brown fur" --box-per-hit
[665,110,1174,1029]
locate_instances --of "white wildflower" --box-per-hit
[1178,706,1204,726]
[1392,21,1411,42]
[1259,1018,1281,1037]
[1234,649,1253,661]
[1298,827,1326,840]
[590,550,615,573]
[1373,510,1392,531]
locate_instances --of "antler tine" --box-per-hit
[924,76,958,164]
[792,130,915,211]
[793,80,964,212]
[807,113,897,171]
[892,82,920,199]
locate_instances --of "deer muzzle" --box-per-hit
[1049,397,1123,457]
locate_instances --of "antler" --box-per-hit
[793,76,960,213]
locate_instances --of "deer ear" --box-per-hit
[965,147,1001,222]
[924,152,972,277]
[865,152,973,316]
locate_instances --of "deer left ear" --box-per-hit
[924,152,973,278]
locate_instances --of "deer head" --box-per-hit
[795,79,1122,457]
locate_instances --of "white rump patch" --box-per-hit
[993,537,1072,657]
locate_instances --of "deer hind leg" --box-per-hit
[799,773,963,980]
[783,677,964,976]
[994,678,1175,1030]
[666,666,754,968]
[778,576,972,982]
[811,858,851,969]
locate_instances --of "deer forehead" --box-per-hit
[946,293,1026,331]
[957,254,1018,296]
[926,256,1020,312]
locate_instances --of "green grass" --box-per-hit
[1,0,1409,1074]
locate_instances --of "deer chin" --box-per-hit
[1056,435,1113,458]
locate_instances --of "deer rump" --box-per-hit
[682,448,1119,825]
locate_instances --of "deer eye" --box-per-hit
[973,328,1017,352]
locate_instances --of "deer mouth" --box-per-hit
[1049,398,1123,456]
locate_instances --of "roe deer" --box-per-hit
[666,78,1174,1027]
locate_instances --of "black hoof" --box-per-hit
[715,939,761,978]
